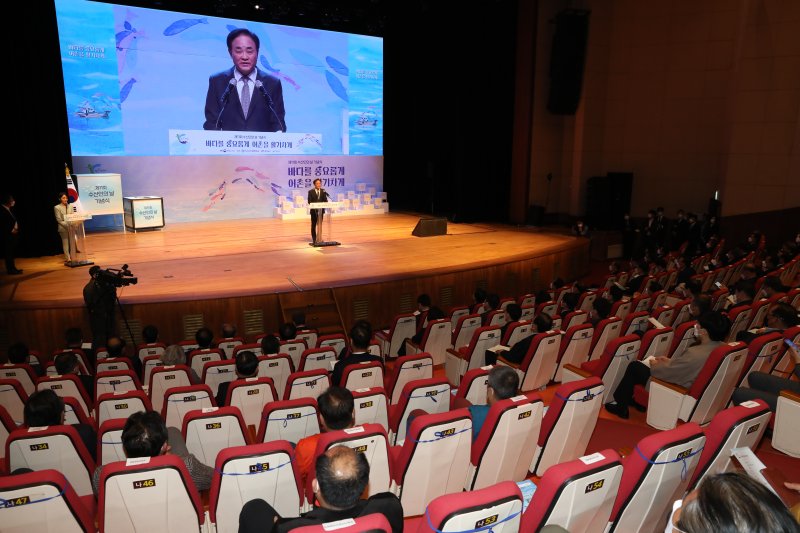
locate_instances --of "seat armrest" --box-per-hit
[645,377,687,430]
[496,358,520,369]
[561,364,591,383]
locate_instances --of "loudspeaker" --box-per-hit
[412,217,447,237]
[547,10,591,115]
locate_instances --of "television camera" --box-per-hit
[94,264,138,287]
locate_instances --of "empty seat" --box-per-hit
[385,354,434,405]
[7,425,95,497]
[0,364,37,396]
[530,377,604,477]
[454,366,490,406]
[98,454,206,532]
[226,377,278,430]
[621,311,649,336]
[607,423,705,533]
[448,306,470,331]
[552,323,593,382]
[0,378,27,425]
[391,409,472,517]
[521,449,623,533]
[352,387,389,431]
[375,313,417,358]
[279,339,308,371]
[97,418,127,465]
[498,330,561,392]
[445,325,502,386]
[402,319,451,366]
[95,357,132,374]
[0,405,16,469]
[772,390,799,458]
[162,384,216,429]
[562,335,641,402]
[316,333,347,356]
[284,369,330,401]
[466,393,544,490]
[414,480,523,533]
[561,310,588,331]
[736,331,784,387]
[257,398,320,445]
[182,406,249,468]
[136,342,166,364]
[588,317,622,361]
[387,377,451,445]
[95,389,152,427]
[142,355,163,387]
[187,348,223,378]
[687,399,771,491]
[295,329,319,352]
[450,313,482,351]
[217,336,245,359]
[202,359,237,398]
[0,469,96,533]
[209,441,304,532]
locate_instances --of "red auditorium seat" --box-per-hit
[552,323,593,383]
[97,418,127,465]
[182,406,249,468]
[387,377,450,445]
[340,361,384,391]
[413,480,523,533]
[588,316,622,361]
[284,369,330,401]
[562,335,641,403]
[0,378,28,425]
[292,514,392,533]
[36,374,93,418]
[257,397,320,445]
[298,347,336,373]
[0,363,37,395]
[445,325,502,386]
[402,319,451,366]
[226,377,278,429]
[352,387,389,431]
[375,313,417,358]
[772,390,800,458]
[162,384,216,429]
[94,369,141,402]
[95,389,152,427]
[148,364,193,413]
[385,354,433,405]
[453,366,490,406]
[257,353,294,399]
[316,333,347,356]
[498,330,561,392]
[187,347,223,377]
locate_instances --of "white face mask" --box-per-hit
[664,499,683,533]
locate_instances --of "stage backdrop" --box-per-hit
[56,0,384,223]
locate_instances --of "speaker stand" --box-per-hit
[310,241,341,247]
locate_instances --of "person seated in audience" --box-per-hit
[107,335,142,380]
[54,351,94,400]
[64,326,94,366]
[483,303,523,365]
[161,344,200,383]
[589,297,612,328]
[760,275,789,300]
[605,310,729,419]
[739,262,759,282]
[413,293,433,329]
[737,302,798,344]
[689,294,712,320]
[141,324,160,345]
[456,365,519,441]
[261,334,280,356]
[295,387,355,486]
[292,311,309,330]
[571,219,589,237]
[667,472,797,533]
[481,293,501,325]
[215,350,258,406]
[8,341,43,376]
[674,279,702,302]
[535,289,552,307]
[605,284,626,305]
[239,446,403,533]
[674,255,696,288]
[91,410,213,494]
[732,341,799,412]
[761,254,779,275]
[608,260,622,277]
[277,322,297,341]
[332,322,382,387]
[220,322,237,340]
[195,326,214,350]
[743,230,762,253]
[472,287,488,314]
[720,280,756,314]
[24,389,96,461]
[625,260,648,296]
[493,313,553,366]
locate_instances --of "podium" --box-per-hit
[308,201,342,247]
[65,213,94,268]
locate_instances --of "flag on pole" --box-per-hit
[65,163,84,212]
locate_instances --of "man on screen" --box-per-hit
[203,28,286,132]
[308,178,330,244]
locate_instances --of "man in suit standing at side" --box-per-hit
[308,178,330,244]
[1,193,21,274]
[203,28,286,132]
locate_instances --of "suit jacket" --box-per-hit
[331,351,382,387]
[651,340,721,389]
[308,188,330,205]
[0,205,16,240]
[276,492,403,533]
[203,67,286,132]
[54,204,69,236]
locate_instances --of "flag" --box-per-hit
[65,163,84,212]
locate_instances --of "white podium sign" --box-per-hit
[75,173,123,215]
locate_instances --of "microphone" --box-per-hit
[255,79,286,132]
[215,78,236,130]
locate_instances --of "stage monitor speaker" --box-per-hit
[412,217,447,237]
[547,9,591,115]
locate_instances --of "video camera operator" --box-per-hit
[83,264,137,349]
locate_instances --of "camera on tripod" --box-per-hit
[95,264,138,287]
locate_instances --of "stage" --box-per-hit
[0,212,589,355]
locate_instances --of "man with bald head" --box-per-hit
[238,446,403,533]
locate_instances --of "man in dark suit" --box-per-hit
[203,28,286,132]
[1,193,21,274]
[308,178,330,244]
[331,322,382,387]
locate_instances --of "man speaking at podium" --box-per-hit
[308,178,330,244]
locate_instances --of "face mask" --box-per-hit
[664,499,683,533]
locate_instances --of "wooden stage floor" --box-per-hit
[2,212,581,309]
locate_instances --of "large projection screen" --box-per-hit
[55,0,384,223]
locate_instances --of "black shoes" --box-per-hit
[604,402,629,419]
[630,399,647,413]
[7,269,23,275]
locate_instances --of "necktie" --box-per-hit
[317,189,320,200]
[241,78,250,119]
